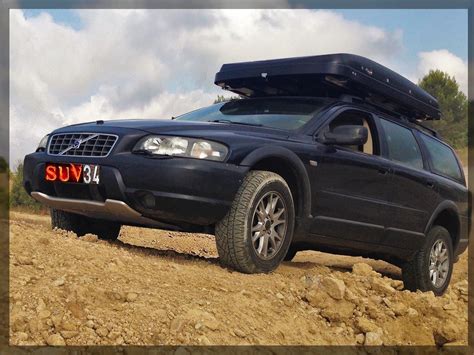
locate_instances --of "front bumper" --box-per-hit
[31,191,177,229]
[23,152,249,230]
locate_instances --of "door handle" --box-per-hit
[426,180,435,189]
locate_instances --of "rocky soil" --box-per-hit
[9,211,468,346]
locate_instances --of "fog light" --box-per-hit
[139,192,156,208]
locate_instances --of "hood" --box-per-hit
[54,119,290,141]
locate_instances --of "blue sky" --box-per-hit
[23,8,468,61]
[23,9,83,30]
[337,9,468,81]
[336,9,467,60]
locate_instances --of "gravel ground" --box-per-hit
[9,211,468,346]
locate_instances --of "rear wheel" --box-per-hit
[215,170,295,273]
[401,225,453,296]
[51,209,121,241]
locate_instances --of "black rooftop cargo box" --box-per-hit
[214,53,440,121]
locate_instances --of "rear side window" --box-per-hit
[419,134,462,181]
[379,119,423,170]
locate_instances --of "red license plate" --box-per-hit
[45,163,100,184]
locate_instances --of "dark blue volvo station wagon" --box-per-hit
[24,54,469,295]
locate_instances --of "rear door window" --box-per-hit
[379,118,424,170]
[419,134,462,181]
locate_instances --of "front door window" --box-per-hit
[319,110,379,156]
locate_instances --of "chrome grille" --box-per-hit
[47,133,118,157]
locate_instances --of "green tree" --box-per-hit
[214,95,240,104]
[418,70,467,148]
[10,162,42,211]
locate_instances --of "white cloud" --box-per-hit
[66,89,218,124]
[417,49,468,93]
[10,9,405,166]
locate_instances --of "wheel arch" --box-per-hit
[425,201,461,250]
[240,146,311,219]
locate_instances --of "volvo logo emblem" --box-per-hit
[58,133,99,156]
[71,139,82,149]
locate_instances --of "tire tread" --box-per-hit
[401,225,453,296]
[215,170,293,273]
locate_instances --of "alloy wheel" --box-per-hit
[429,239,450,288]
[251,191,288,260]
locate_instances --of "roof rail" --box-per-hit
[413,121,439,138]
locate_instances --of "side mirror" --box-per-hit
[320,125,368,146]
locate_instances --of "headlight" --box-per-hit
[36,134,50,152]
[133,136,228,161]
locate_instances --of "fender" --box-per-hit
[240,145,312,218]
[424,200,460,240]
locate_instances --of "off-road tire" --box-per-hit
[401,225,453,296]
[215,170,295,273]
[51,209,84,235]
[51,209,121,241]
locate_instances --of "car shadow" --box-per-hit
[110,237,403,280]
[283,260,353,273]
[287,260,402,280]
[109,238,220,265]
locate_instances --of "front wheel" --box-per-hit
[401,226,453,296]
[51,209,121,241]
[215,170,295,273]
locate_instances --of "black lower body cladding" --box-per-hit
[23,152,249,230]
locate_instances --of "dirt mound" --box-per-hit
[9,211,468,346]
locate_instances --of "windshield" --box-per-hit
[175,97,329,130]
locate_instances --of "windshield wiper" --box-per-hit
[208,119,263,127]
